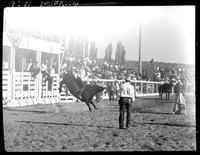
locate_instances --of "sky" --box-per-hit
[4,6,195,65]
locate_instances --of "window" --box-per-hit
[15,48,36,72]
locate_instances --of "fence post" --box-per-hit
[152,83,155,93]
[37,73,42,104]
[11,72,15,107]
[146,82,148,94]
[134,82,136,90]
[156,83,159,93]
[57,74,60,102]
[27,72,30,104]
[141,82,143,94]
[3,71,11,106]
[20,72,23,105]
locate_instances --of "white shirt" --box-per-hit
[41,64,47,71]
[80,69,86,79]
[120,82,135,102]
[50,68,55,75]
[27,62,32,71]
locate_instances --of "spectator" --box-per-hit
[30,61,40,79]
[26,59,33,72]
[41,60,51,82]
[3,58,9,70]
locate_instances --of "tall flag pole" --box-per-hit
[139,22,142,75]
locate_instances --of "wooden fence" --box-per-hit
[3,71,60,107]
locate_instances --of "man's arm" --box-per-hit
[131,85,135,102]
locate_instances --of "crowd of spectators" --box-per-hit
[25,57,58,81]
[60,57,140,81]
[3,54,195,86]
[152,64,195,84]
[60,56,195,85]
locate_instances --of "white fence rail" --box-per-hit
[3,71,180,107]
[84,78,164,96]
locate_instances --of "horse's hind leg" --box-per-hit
[90,100,97,110]
[166,93,169,100]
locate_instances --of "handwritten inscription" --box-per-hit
[11,1,32,7]
[10,1,79,7]
[40,1,79,6]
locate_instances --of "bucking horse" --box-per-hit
[58,72,105,112]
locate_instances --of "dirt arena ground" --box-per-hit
[3,94,196,151]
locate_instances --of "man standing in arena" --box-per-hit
[173,79,186,114]
[118,76,135,129]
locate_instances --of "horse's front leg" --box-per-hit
[85,102,92,112]
[58,80,64,93]
[159,93,162,100]
[90,100,97,110]
[168,93,170,100]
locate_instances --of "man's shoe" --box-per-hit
[126,124,131,128]
[119,126,126,129]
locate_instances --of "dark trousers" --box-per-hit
[119,97,132,128]
[41,71,50,81]
[31,68,40,79]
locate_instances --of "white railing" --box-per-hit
[2,71,60,107]
[2,71,11,106]
[5,71,194,107]
[83,78,164,97]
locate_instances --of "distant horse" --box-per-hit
[59,72,105,111]
[159,81,174,100]
[107,81,120,100]
[107,82,116,100]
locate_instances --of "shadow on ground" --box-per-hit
[16,120,117,129]
[132,121,196,128]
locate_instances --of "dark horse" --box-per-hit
[106,82,119,101]
[58,72,105,111]
[159,81,174,100]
